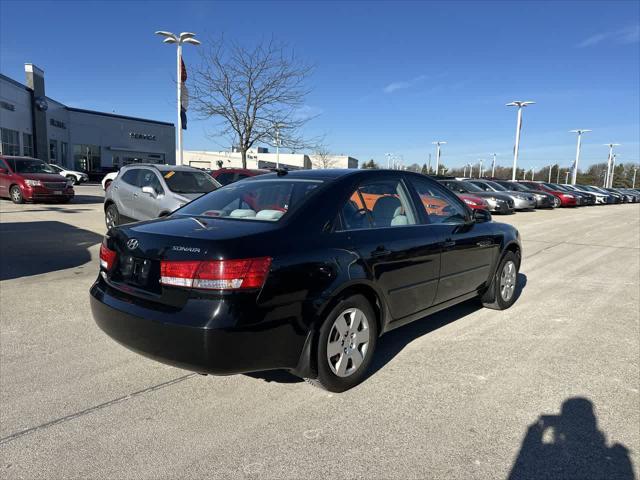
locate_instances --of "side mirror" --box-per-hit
[473,208,492,223]
[141,186,157,197]
[0,168,7,174]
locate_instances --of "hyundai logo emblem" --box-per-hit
[126,239,139,250]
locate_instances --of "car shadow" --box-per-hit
[508,397,635,480]
[0,221,103,280]
[72,194,104,205]
[246,273,527,386]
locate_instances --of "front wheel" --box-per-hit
[10,185,24,204]
[66,175,77,186]
[307,294,378,392]
[482,251,520,310]
[552,197,561,208]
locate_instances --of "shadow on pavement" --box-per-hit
[72,194,104,205]
[246,273,527,386]
[508,397,635,480]
[0,221,103,281]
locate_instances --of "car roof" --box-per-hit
[0,155,42,161]
[248,168,438,183]
[122,163,202,172]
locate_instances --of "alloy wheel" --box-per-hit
[10,187,22,203]
[105,208,117,229]
[326,307,371,377]
[500,260,517,302]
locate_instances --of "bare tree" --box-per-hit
[311,144,339,169]
[191,37,315,168]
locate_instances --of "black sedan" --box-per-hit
[91,169,522,392]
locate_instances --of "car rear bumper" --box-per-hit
[90,278,306,375]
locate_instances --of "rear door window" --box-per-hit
[121,169,140,186]
[340,178,416,230]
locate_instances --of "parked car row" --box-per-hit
[435,176,640,214]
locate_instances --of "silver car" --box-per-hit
[466,179,537,210]
[104,164,221,228]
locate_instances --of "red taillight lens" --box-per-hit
[160,257,272,290]
[99,242,117,271]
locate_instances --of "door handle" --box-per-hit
[371,247,391,258]
[133,193,138,198]
[442,240,456,249]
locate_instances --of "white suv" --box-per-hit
[48,164,89,185]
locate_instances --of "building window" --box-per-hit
[49,139,58,164]
[60,142,68,166]
[0,128,20,156]
[22,133,34,157]
[73,144,101,172]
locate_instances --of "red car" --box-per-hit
[0,156,74,204]
[518,181,576,207]
[457,193,489,211]
[209,168,270,186]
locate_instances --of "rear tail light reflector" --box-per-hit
[160,257,272,290]
[99,241,117,271]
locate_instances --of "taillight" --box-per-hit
[160,257,272,290]
[99,241,117,271]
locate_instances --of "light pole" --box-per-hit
[274,124,282,169]
[531,168,535,181]
[632,166,638,189]
[478,159,484,178]
[565,170,569,183]
[548,164,553,182]
[385,153,392,169]
[569,129,591,185]
[491,153,497,177]
[469,163,474,178]
[432,141,446,176]
[604,143,621,187]
[506,100,535,181]
[463,164,468,177]
[556,165,560,183]
[155,31,201,165]
[610,153,620,187]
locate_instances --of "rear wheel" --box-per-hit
[105,204,120,229]
[306,294,378,392]
[482,251,520,310]
[552,197,561,208]
[10,185,24,204]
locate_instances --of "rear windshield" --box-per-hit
[498,181,526,192]
[484,180,507,191]
[6,158,57,174]
[176,179,323,222]
[162,170,220,194]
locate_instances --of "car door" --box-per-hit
[113,168,141,219]
[338,174,442,320]
[407,176,500,304]
[135,169,165,220]
[0,158,12,198]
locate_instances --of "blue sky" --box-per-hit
[1,0,638,170]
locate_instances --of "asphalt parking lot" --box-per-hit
[1,184,638,480]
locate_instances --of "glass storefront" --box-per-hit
[73,144,101,172]
[49,139,58,164]
[1,128,20,156]
[22,133,33,157]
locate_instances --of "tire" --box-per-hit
[10,185,24,204]
[66,175,76,186]
[481,251,520,310]
[552,197,561,208]
[306,294,378,392]
[105,204,120,229]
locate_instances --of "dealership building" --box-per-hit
[0,64,175,176]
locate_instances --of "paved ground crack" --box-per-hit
[0,373,196,447]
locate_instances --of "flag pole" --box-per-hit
[177,43,183,165]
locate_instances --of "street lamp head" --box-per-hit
[182,38,201,45]
[163,37,177,44]
[179,32,197,39]
[603,143,621,147]
[432,141,447,145]
[570,129,592,134]
[155,31,177,39]
[506,100,535,107]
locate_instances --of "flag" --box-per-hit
[180,56,188,130]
